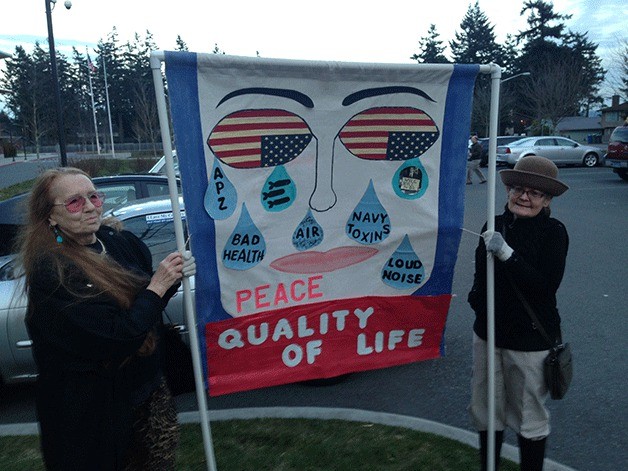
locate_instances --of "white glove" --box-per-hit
[482,230,514,262]
[182,250,196,277]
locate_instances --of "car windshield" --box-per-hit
[119,211,188,270]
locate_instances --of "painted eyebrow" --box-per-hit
[217,87,314,108]
[342,86,436,106]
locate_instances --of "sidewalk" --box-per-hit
[0,407,577,471]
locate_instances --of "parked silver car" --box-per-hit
[496,136,602,167]
[0,196,192,387]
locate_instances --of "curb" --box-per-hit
[0,407,577,470]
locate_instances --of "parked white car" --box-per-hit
[496,136,602,167]
[148,152,179,176]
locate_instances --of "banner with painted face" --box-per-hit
[163,52,478,396]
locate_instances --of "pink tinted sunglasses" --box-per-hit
[53,191,106,213]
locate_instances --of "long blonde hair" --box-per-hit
[19,168,149,311]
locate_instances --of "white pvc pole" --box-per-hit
[86,48,100,155]
[150,51,218,471]
[486,64,502,471]
[103,58,116,158]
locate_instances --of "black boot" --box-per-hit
[479,430,504,471]
[517,435,546,471]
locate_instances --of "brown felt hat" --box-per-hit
[499,156,569,196]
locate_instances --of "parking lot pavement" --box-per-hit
[0,152,131,190]
[0,155,58,190]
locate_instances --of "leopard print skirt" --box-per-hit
[124,379,180,470]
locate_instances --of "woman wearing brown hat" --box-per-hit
[467,156,569,471]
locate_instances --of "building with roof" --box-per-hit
[600,95,628,143]
[555,116,602,144]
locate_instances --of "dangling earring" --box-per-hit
[52,226,63,244]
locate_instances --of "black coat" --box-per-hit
[469,141,483,161]
[467,207,569,351]
[27,228,173,470]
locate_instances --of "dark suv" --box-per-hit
[478,136,524,166]
[606,126,628,181]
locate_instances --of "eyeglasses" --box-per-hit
[53,191,106,213]
[508,186,546,200]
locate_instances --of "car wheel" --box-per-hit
[583,153,598,167]
[618,169,628,182]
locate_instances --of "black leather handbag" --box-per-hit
[543,342,573,400]
[507,275,573,400]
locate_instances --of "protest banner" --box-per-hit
[160,52,480,396]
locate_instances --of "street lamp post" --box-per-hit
[500,71,531,84]
[45,0,71,167]
[499,72,531,135]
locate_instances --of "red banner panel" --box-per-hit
[205,294,451,396]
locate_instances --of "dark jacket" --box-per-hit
[26,227,173,470]
[467,207,569,351]
[469,141,483,161]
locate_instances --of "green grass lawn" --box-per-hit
[0,418,519,471]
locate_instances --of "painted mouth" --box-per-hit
[270,246,379,274]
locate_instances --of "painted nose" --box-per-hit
[308,135,338,212]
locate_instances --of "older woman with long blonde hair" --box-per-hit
[20,167,194,470]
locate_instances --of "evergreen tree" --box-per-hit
[212,43,226,55]
[175,35,188,52]
[0,27,191,152]
[449,2,504,135]
[411,24,449,64]
[517,0,571,46]
[449,1,503,65]
[67,48,89,149]
[96,28,128,144]
[123,30,160,153]
[2,44,58,154]
[500,34,520,75]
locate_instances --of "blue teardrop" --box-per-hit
[346,179,390,245]
[204,158,237,220]
[392,157,428,200]
[261,165,296,212]
[292,209,324,251]
[381,235,425,289]
[222,203,266,270]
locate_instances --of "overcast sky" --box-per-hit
[0,0,626,102]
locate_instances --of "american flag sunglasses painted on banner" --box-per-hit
[207,107,439,169]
